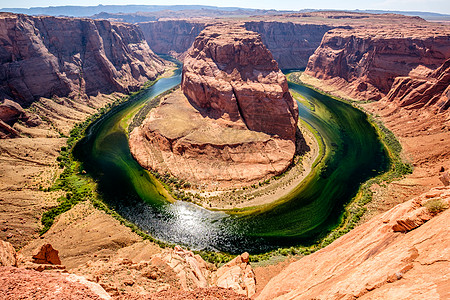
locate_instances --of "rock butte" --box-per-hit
[130,24,299,189]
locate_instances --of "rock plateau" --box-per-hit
[130,24,299,189]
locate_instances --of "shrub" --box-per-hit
[425,198,448,214]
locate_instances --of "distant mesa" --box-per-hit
[130,24,300,190]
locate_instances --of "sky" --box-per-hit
[0,0,449,14]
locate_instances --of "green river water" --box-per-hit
[73,67,390,254]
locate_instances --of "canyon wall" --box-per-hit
[138,20,206,59]
[304,26,450,101]
[138,20,332,69]
[0,13,166,107]
[130,24,299,189]
[244,21,332,69]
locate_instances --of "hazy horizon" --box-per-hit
[1,1,449,15]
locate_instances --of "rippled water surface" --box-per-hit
[74,67,389,253]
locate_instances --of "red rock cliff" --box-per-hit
[0,13,166,107]
[305,26,450,100]
[384,58,450,112]
[182,24,298,141]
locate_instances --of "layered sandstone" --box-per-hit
[385,58,450,111]
[0,12,167,134]
[244,21,332,69]
[138,20,206,59]
[258,187,450,299]
[130,25,298,189]
[305,25,450,100]
[0,13,166,107]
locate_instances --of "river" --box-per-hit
[73,67,389,254]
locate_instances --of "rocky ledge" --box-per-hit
[258,186,450,299]
[385,58,450,112]
[130,24,299,190]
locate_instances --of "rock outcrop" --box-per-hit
[130,24,299,189]
[32,243,62,265]
[181,24,298,141]
[384,58,450,112]
[244,21,332,69]
[257,187,450,299]
[0,266,111,299]
[75,242,255,298]
[305,25,450,101]
[212,252,256,298]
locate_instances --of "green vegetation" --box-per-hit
[424,198,448,214]
[237,72,413,262]
[41,69,414,267]
[40,81,160,235]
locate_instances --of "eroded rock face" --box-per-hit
[130,25,299,189]
[385,58,450,112]
[257,187,450,299]
[182,24,298,141]
[244,21,332,69]
[305,26,450,101]
[0,13,166,107]
[139,20,206,59]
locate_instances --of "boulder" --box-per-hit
[32,243,62,265]
[0,240,16,267]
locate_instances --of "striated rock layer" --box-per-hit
[385,58,450,112]
[0,13,166,107]
[305,25,450,101]
[182,24,298,141]
[130,24,299,189]
[138,20,332,69]
[258,187,450,299]
[139,20,206,59]
[244,21,332,69]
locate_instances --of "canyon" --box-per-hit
[130,24,299,190]
[0,12,167,137]
[0,8,449,300]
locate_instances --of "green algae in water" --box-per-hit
[73,67,390,254]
